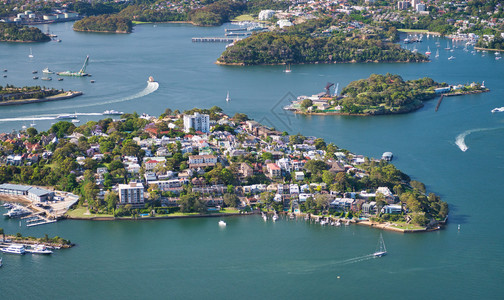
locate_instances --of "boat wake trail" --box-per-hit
[0,82,160,123]
[95,81,160,106]
[455,127,500,152]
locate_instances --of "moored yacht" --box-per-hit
[27,244,53,255]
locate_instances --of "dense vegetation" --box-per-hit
[118,5,187,23]
[73,15,133,33]
[218,18,427,65]
[0,23,50,42]
[338,73,440,114]
[188,0,246,26]
[0,85,61,102]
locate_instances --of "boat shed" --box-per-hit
[27,187,54,202]
[0,183,32,196]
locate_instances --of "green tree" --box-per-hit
[223,193,239,207]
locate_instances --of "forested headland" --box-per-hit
[73,15,133,33]
[0,23,50,42]
[218,18,428,65]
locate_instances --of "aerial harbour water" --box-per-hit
[0,22,503,299]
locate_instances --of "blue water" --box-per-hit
[0,23,502,299]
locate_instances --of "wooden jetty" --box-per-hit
[192,37,241,43]
[435,94,444,112]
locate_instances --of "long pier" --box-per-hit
[435,95,444,112]
[192,37,241,43]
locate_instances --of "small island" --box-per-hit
[73,15,133,33]
[0,23,50,42]
[217,18,428,65]
[0,85,82,106]
[286,73,489,116]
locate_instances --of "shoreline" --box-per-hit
[0,91,83,106]
[65,211,252,221]
[474,47,504,53]
[64,211,440,233]
[216,59,429,66]
[73,28,130,34]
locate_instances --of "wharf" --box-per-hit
[192,37,241,43]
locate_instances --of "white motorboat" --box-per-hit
[27,244,53,255]
[42,67,54,74]
[56,114,77,119]
[373,234,387,257]
[1,244,26,255]
[448,56,455,60]
[103,110,124,115]
[491,107,504,113]
[218,220,226,226]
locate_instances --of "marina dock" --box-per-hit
[192,37,241,43]
[435,95,444,112]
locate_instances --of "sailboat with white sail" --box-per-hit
[435,49,439,58]
[226,91,230,102]
[373,233,387,257]
[28,48,33,58]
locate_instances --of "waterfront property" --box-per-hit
[118,182,145,207]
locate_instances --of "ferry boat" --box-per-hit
[218,220,227,226]
[56,114,77,119]
[42,67,54,74]
[1,244,26,255]
[27,244,53,255]
[103,110,124,115]
[373,234,387,257]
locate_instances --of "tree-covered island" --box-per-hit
[0,107,448,232]
[287,73,489,116]
[217,18,428,65]
[0,23,50,42]
[73,15,133,33]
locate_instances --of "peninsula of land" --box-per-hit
[0,107,448,232]
[0,85,82,106]
[286,73,489,116]
[0,23,50,42]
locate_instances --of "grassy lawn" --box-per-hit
[132,21,153,25]
[231,14,255,22]
[66,207,114,218]
[397,29,429,33]
[389,221,425,231]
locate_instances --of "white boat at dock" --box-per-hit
[1,244,26,255]
[26,244,53,255]
[272,212,279,222]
